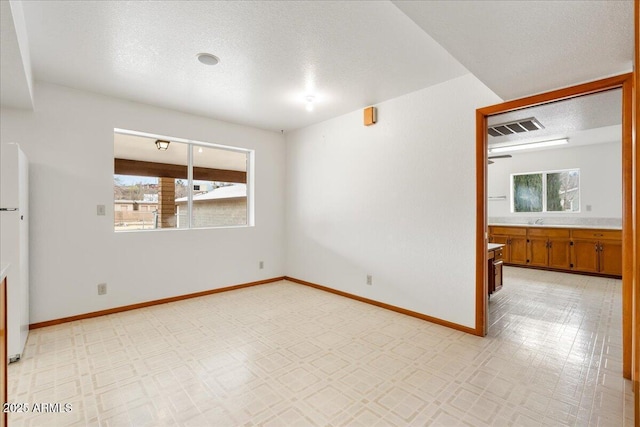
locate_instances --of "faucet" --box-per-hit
[535,218,544,225]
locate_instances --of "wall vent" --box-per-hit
[488,117,544,137]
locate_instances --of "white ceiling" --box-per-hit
[12,0,468,132]
[393,0,634,100]
[0,1,33,109]
[487,88,622,150]
[0,1,634,132]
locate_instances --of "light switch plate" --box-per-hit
[97,283,107,295]
[97,204,106,216]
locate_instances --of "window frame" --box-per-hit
[510,168,581,214]
[114,128,254,232]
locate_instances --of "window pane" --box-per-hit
[513,173,543,212]
[114,175,158,230]
[114,131,251,231]
[175,179,189,228]
[547,170,580,212]
[189,145,248,228]
[114,133,188,231]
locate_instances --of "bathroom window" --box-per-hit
[512,169,580,213]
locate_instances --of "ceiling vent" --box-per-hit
[488,117,544,137]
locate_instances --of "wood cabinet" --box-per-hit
[548,237,573,270]
[571,229,622,276]
[495,260,503,292]
[489,226,527,265]
[571,239,600,273]
[527,228,571,269]
[599,240,622,276]
[494,256,503,294]
[488,245,504,295]
[488,225,621,278]
[527,236,549,267]
[509,236,528,265]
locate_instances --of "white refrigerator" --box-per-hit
[0,143,29,362]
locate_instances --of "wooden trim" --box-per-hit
[476,74,634,373]
[622,73,634,380]
[30,274,478,336]
[114,158,247,183]
[475,109,488,336]
[633,1,639,424]
[477,74,633,117]
[29,277,285,329]
[284,276,478,336]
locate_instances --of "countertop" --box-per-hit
[489,223,622,230]
[488,243,505,251]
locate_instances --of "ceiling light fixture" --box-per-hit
[155,139,170,151]
[489,138,568,153]
[305,95,315,112]
[196,53,220,66]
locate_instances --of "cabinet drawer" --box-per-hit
[490,226,526,236]
[571,229,621,241]
[527,227,570,238]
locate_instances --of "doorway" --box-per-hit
[475,73,633,378]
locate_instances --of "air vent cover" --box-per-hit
[488,117,544,137]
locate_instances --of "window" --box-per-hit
[114,130,251,231]
[511,169,580,213]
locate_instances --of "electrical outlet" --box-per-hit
[97,204,106,216]
[259,261,264,269]
[97,283,107,295]
[586,204,592,212]
[366,275,372,285]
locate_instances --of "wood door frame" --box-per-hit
[474,73,634,381]
[632,0,639,423]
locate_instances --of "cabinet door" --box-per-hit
[494,261,503,292]
[548,238,572,269]
[599,240,622,276]
[571,239,599,273]
[492,235,510,263]
[509,236,528,265]
[528,237,549,267]
[488,258,495,295]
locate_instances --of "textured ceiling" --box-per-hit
[0,1,634,133]
[393,0,633,100]
[487,88,622,150]
[16,0,468,132]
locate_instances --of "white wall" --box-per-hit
[285,74,501,329]
[0,82,286,324]
[488,141,621,221]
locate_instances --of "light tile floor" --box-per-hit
[8,267,633,426]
